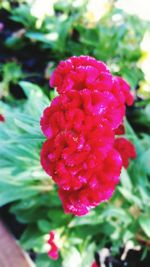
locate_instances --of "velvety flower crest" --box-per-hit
[40,55,136,216]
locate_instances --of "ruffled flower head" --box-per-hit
[40,55,136,216]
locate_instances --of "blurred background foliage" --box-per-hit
[0,0,150,267]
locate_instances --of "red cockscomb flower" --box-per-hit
[0,114,5,122]
[40,55,135,216]
[47,231,59,260]
[114,137,136,168]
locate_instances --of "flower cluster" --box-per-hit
[40,56,136,216]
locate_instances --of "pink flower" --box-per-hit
[47,231,59,260]
[0,114,5,122]
[114,138,136,168]
[40,56,136,216]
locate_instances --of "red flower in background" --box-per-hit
[91,261,100,267]
[40,55,136,216]
[47,231,59,260]
[0,114,5,122]
[114,138,136,168]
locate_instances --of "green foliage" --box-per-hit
[0,62,24,99]
[0,0,150,266]
[0,82,49,206]
[11,4,36,28]
[0,0,148,86]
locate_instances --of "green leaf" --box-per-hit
[11,4,36,27]
[36,254,62,267]
[69,210,100,227]
[38,220,51,233]
[139,215,150,238]
[118,187,142,207]
[62,247,81,267]
[120,168,132,190]
[20,225,44,251]
[0,183,43,207]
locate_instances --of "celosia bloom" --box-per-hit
[47,231,59,260]
[40,55,136,216]
[0,114,5,122]
[114,138,136,168]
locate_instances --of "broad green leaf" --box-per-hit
[36,254,62,267]
[120,168,132,190]
[38,220,51,233]
[118,187,142,207]
[139,215,150,238]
